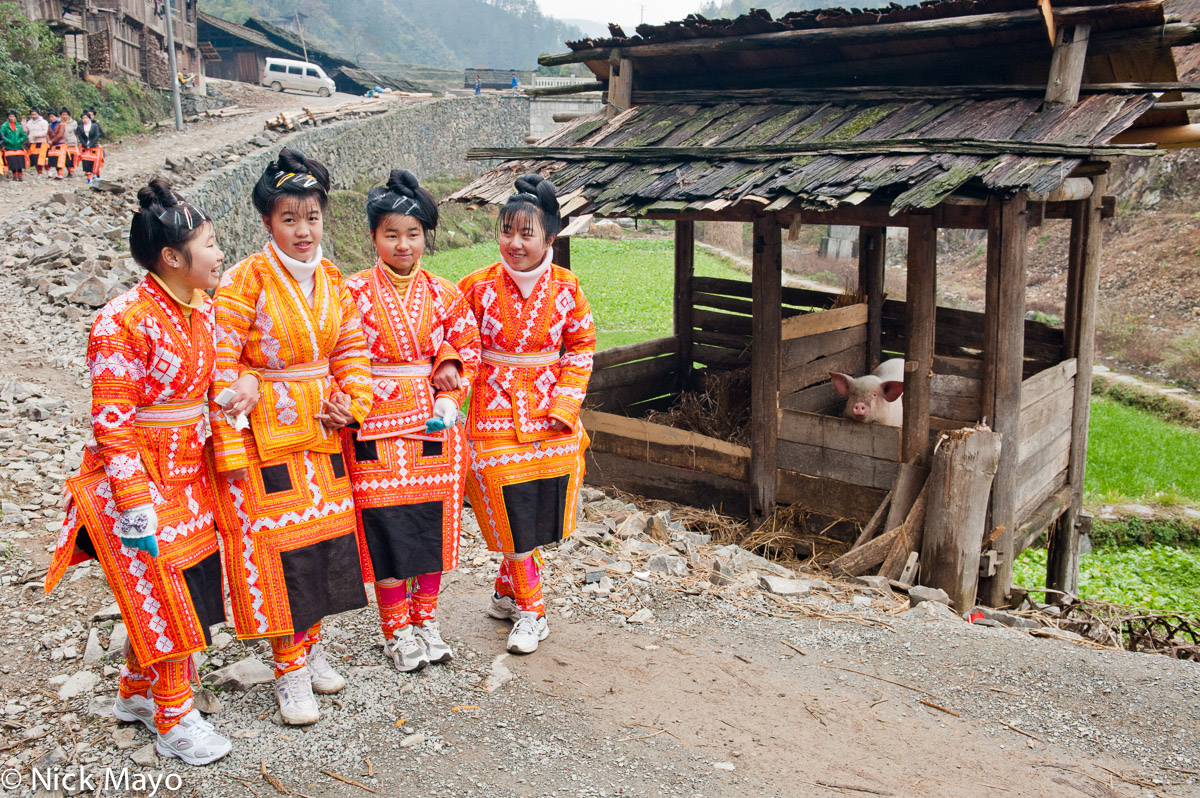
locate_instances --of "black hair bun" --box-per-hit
[275,147,309,173]
[386,168,420,197]
[137,177,179,214]
[515,173,558,215]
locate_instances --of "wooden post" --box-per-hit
[902,214,935,463]
[1045,24,1091,106]
[979,194,1029,608]
[553,216,571,269]
[750,214,782,524]
[1049,174,1106,597]
[607,53,633,118]
[858,226,886,370]
[921,428,1002,612]
[1063,199,1087,357]
[674,220,695,391]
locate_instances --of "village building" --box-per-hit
[452,0,1200,608]
[20,0,204,90]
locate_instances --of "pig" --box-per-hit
[830,358,905,426]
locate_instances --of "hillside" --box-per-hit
[203,0,583,72]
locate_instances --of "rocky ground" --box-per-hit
[0,88,1198,798]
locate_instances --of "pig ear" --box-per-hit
[881,380,905,403]
[830,373,851,398]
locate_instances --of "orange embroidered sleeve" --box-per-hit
[432,283,480,409]
[87,306,153,511]
[548,277,596,429]
[209,263,259,473]
[329,277,374,424]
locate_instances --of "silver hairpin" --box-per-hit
[157,203,210,230]
[389,196,419,215]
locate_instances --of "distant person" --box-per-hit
[2,110,28,181]
[46,110,65,180]
[60,109,79,178]
[25,109,48,176]
[78,109,105,184]
[475,74,481,95]
[511,73,519,95]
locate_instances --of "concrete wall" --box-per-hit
[188,95,529,261]
[530,96,603,141]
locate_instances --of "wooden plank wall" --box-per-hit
[1015,359,1077,527]
[778,408,901,490]
[585,336,680,416]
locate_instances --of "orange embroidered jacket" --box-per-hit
[210,243,373,470]
[458,263,595,443]
[83,276,215,512]
[346,263,481,440]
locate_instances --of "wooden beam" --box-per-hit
[1044,23,1090,105]
[902,213,936,463]
[607,53,633,118]
[1049,173,1107,597]
[674,220,695,390]
[1110,124,1200,149]
[859,227,886,371]
[525,82,605,98]
[467,139,1157,163]
[750,215,782,524]
[978,194,1029,608]
[1062,191,1089,356]
[538,2,1163,66]
[630,82,1200,105]
[632,24,1200,95]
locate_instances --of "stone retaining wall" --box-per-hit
[188,95,529,261]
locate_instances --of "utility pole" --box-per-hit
[296,10,308,62]
[163,0,183,130]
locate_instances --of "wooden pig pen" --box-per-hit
[452,0,1200,606]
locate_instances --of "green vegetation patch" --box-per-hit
[1015,544,1200,613]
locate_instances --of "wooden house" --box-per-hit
[21,0,204,89]
[449,0,1200,607]
[197,11,303,85]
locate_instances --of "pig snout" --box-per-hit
[850,402,870,420]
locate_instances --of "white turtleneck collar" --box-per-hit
[501,248,553,299]
[270,240,322,303]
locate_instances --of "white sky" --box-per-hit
[538,0,705,30]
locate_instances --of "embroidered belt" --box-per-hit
[260,359,330,382]
[371,362,433,378]
[481,349,559,368]
[134,397,206,428]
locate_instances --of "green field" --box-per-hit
[422,238,746,351]
[1015,544,1200,613]
[1085,396,1200,505]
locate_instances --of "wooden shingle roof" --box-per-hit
[451,91,1157,217]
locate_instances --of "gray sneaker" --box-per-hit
[383,625,428,673]
[414,620,453,663]
[112,692,156,732]
[486,592,521,622]
[156,709,232,766]
[306,643,346,694]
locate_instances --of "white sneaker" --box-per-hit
[156,709,232,766]
[487,592,521,622]
[275,667,319,726]
[383,625,428,673]
[112,692,156,732]
[414,620,453,664]
[507,611,549,654]
[306,643,346,694]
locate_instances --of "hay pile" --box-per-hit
[644,368,753,446]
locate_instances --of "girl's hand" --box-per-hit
[316,392,355,432]
[549,418,568,432]
[225,374,261,417]
[223,468,247,482]
[432,361,462,392]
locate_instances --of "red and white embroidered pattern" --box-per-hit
[458,263,595,444]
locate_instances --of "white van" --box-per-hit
[262,58,336,97]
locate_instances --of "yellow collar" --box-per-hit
[150,272,206,313]
[380,261,421,293]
